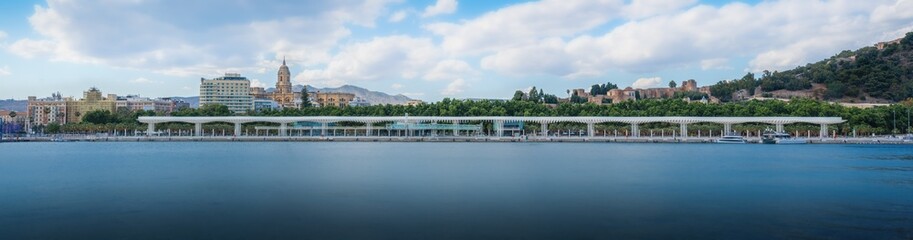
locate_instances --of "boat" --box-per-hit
[761,129,808,144]
[716,132,747,144]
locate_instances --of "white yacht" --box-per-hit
[761,129,808,144]
[716,133,747,144]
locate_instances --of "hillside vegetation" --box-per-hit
[712,32,913,102]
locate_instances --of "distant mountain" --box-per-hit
[0,99,27,112]
[267,84,412,105]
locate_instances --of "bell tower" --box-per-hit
[276,57,292,94]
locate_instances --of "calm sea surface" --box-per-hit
[0,142,911,239]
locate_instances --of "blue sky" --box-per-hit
[0,0,911,101]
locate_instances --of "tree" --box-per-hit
[669,80,677,88]
[300,89,312,108]
[512,90,525,101]
[82,110,114,124]
[47,122,61,134]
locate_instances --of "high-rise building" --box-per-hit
[200,73,253,114]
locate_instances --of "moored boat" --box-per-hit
[761,129,808,144]
[716,133,747,144]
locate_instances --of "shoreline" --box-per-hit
[2,136,909,144]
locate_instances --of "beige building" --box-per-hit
[65,88,117,123]
[200,73,253,114]
[405,99,424,106]
[313,92,355,107]
[27,93,69,125]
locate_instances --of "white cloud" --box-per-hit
[8,39,57,59]
[10,0,399,76]
[459,0,913,77]
[131,77,161,84]
[622,0,697,20]
[425,0,624,55]
[871,0,913,22]
[631,77,663,89]
[422,0,458,18]
[250,79,268,88]
[424,59,477,81]
[700,58,730,70]
[0,31,7,41]
[480,38,575,77]
[389,10,408,22]
[391,83,403,89]
[0,66,10,76]
[295,35,443,87]
[441,78,466,95]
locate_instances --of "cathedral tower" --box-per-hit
[276,57,292,94]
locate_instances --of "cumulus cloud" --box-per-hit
[425,0,624,55]
[441,78,466,95]
[389,10,408,22]
[631,77,663,89]
[424,59,477,81]
[9,0,398,76]
[622,0,697,20]
[250,79,268,88]
[391,83,404,89]
[700,58,730,70]
[295,35,443,86]
[422,0,458,18]
[432,0,913,77]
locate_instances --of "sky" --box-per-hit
[0,0,911,101]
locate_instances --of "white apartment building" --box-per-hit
[200,73,253,114]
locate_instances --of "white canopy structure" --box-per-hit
[138,116,845,138]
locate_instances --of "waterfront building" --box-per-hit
[0,110,27,134]
[200,73,253,114]
[313,91,355,107]
[349,97,370,107]
[254,99,280,112]
[65,87,117,123]
[27,92,69,125]
[250,87,268,100]
[405,100,424,106]
[115,95,183,113]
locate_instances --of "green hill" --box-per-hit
[712,32,913,102]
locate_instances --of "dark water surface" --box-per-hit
[1,142,912,239]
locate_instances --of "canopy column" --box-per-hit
[631,123,640,137]
[819,124,828,138]
[452,120,459,136]
[495,120,504,137]
[279,123,288,136]
[541,122,549,137]
[587,123,595,137]
[234,123,242,136]
[680,123,688,138]
[365,121,373,136]
[146,123,155,136]
[723,123,732,134]
[321,122,328,136]
[194,123,202,136]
